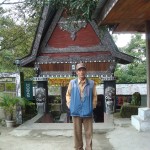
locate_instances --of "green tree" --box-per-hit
[115,34,146,83]
[0,6,36,78]
[0,0,100,79]
[1,0,99,21]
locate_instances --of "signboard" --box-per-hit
[24,81,33,100]
[0,77,14,82]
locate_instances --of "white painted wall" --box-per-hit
[96,83,147,95]
[96,83,147,107]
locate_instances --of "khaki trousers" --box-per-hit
[73,116,93,150]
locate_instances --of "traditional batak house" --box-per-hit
[18,5,134,122]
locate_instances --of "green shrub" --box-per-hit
[131,92,141,106]
[120,104,139,118]
[54,96,61,103]
[0,83,5,92]
[23,102,37,122]
[25,102,36,114]
[0,94,29,120]
[5,83,16,91]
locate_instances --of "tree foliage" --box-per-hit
[49,0,99,21]
[114,34,146,83]
[0,0,100,78]
[1,0,99,21]
[0,6,36,78]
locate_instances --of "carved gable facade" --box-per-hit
[19,6,134,81]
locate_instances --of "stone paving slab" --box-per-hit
[0,125,113,150]
[10,114,114,137]
[2,116,150,150]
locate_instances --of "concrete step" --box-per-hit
[138,107,150,120]
[131,115,150,131]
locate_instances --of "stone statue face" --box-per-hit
[105,86,115,114]
[35,87,46,103]
[105,86,115,100]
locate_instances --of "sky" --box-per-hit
[115,34,146,47]
[115,34,133,47]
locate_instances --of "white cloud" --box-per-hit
[114,34,132,47]
[114,33,146,48]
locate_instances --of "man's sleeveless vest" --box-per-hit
[70,78,94,117]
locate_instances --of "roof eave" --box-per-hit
[19,5,56,67]
[94,0,119,25]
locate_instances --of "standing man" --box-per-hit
[66,63,97,150]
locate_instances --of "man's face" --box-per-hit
[76,68,86,79]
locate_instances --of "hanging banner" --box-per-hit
[24,81,33,100]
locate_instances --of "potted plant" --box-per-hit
[0,94,27,127]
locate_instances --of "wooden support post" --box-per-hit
[60,86,68,113]
[145,21,150,108]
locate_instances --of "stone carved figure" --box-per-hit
[35,87,46,114]
[105,86,115,114]
[16,104,22,124]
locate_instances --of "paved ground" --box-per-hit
[0,126,113,150]
[0,117,150,150]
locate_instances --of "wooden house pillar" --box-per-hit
[60,86,68,113]
[145,21,150,108]
[60,86,71,122]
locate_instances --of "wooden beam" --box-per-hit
[98,0,119,26]
[145,21,150,108]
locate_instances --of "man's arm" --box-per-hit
[93,83,97,109]
[66,82,72,108]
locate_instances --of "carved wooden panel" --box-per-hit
[48,23,100,48]
[39,62,110,72]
